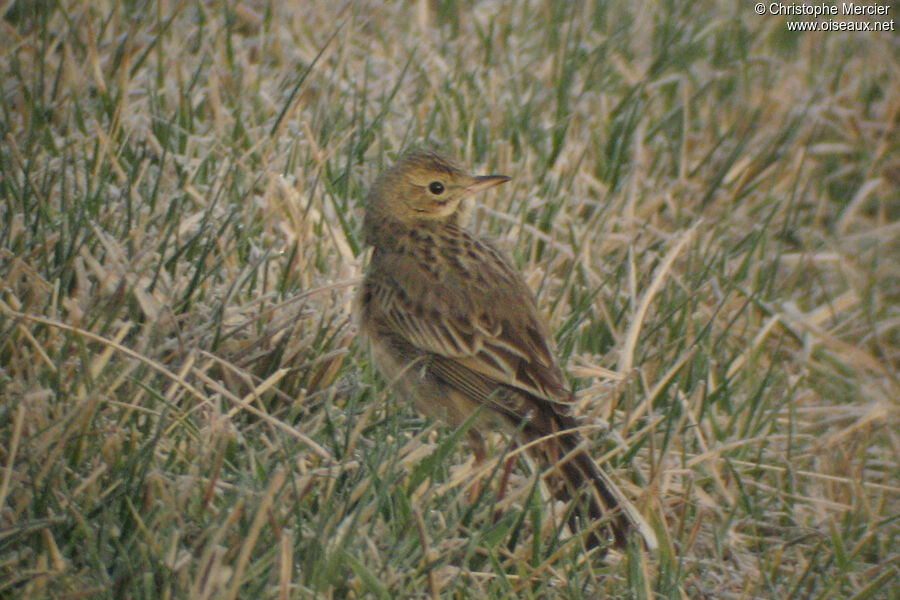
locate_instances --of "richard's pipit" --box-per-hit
[356,150,657,551]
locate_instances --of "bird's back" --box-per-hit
[359,219,574,410]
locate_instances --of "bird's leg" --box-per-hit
[493,454,517,522]
[498,454,516,500]
[467,431,487,504]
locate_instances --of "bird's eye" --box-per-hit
[428,181,445,195]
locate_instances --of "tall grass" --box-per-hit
[1,1,898,597]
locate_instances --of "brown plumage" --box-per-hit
[356,149,657,551]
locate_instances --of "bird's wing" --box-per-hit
[362,236,575,411]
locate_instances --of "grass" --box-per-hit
[1,0,898,597]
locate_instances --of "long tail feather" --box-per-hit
[531,417,658,551]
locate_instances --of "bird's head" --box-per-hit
[364,150,510,235]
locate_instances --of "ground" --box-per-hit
[1,1,898,598]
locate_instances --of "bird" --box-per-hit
[355,149,657,552]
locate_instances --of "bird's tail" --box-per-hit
[532,417,658,552]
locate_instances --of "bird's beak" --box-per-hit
[466,174,511,194]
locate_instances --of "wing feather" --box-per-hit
[364,233,574,410]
